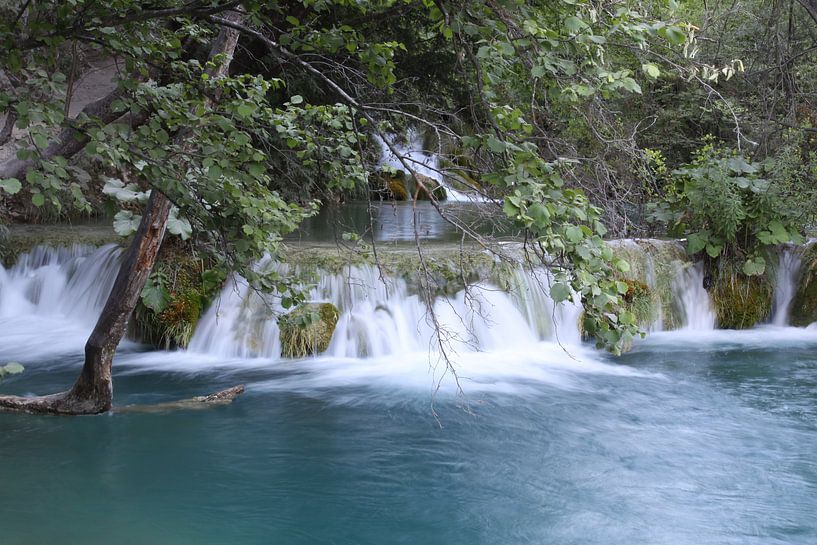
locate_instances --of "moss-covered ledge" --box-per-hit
[1,222,122,266]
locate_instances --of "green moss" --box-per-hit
[1,223,121,266]
[279,302,340,358]
[387,179,408,200]
[790,244,817,326]
[370,171,409,201]
[711,271,772,329]
[281,244,502,298]
[621,278,656,329]
[129,245,220,349]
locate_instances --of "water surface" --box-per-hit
[1,328,816,544]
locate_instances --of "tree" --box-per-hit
[0,0,691,413]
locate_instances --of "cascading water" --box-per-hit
[771,247,803,326]
[376,129,474,202]
[189,262,583,360]
[0,244,122,360]
[672,261,717,330]
[0,244,120,321]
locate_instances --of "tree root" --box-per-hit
[0,385,245,415]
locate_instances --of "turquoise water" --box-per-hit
[1,329,817,544]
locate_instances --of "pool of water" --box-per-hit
[1,327,816,544]
[290,201,514,243]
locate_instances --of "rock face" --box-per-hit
[278,302,340,358]
[790,245,817,326]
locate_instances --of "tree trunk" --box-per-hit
[0,10,245,415]
[73,189,174,412]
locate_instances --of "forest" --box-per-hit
[2,1,817,543]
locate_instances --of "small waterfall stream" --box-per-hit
[0,244,121,323]
[673,262,717,330]
[771,247,803,326]
[376,129,473,202]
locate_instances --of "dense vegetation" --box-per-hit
[2,0,817,411]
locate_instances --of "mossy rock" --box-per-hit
[279,302,340,358]
[620,278,657,329]
[370,171,408,201]
[711,273,772,329]
[1,223,122,266]
[129,244,221,349]
[790,245,817,326]
[412,173,447,201]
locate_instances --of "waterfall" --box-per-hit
[673,262,716,330]
[0,244,121,323]
[0,244,122,360]
[0,241,733,363]
[376,129,473,202]
[771,247,802,326]
[189,263,582,359]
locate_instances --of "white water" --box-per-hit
[672,261,717,330]
[0,243,756,372]
[189,263,583,360]
[376,129,474,202]
[771,247,803,326]
[0,244,122,360]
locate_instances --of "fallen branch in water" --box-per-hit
[0,384,246,415]
[114,384,246,414]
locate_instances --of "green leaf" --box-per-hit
[768,221,790,243]
[528,202,550,225]
[487,136,506,153]
[686,232,708,255]
[705,243,722,258]
[502,199,518,217]
[290,95,304,105]
[642,63,660,78]
[565,225,584,243]
[550,282,572,303]
[113,210,141,237]
[564,16,585,33]
[0,178,21,194]
[742,257,766,276]
[102,178,149,203]
[31,193,45,207]
[141,279,170,313]
[167,208,192,240]
[236,103,256,118]
[661,25,686,45]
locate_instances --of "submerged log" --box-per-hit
[0,385,245,415]
[115,385,246,414]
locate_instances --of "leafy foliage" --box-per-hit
[647,142,805,276]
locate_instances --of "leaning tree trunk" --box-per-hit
[0,10,245,415]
